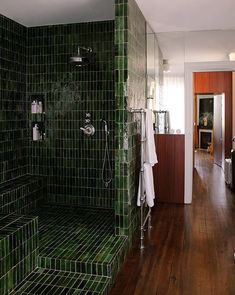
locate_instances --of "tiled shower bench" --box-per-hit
[0,176,128,294]
[0,174,44,294]
[11,206,128,295]
[0,214,38,295]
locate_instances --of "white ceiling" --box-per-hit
[156,30,235,75]
[0,0,115,27]
[136,0,235,33]
[1,0,235,32]
[138,0,235,75]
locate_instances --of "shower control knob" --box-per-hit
[86,113,91,118]
[80,124,95,136]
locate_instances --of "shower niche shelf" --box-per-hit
[30,112,46,122]
[30,94,46,142]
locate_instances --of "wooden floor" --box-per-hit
[110,151,235,295]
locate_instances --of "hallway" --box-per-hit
[110,151,235,295]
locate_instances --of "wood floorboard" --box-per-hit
[109,150,235,295]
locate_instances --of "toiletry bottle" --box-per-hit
[38,101,43,114]
[33,124,39,141]
[31,100,37,113]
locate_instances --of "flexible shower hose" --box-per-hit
[102,123,112,187]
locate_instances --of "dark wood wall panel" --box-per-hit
[193,71,232,158]
[153,134,185,204]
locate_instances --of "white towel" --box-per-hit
[145,109,158,166]
[137,109,158,207]
[137,163,155,207]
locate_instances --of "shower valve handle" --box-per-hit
[80,124,95,136]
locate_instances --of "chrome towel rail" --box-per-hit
[128,107,152,249]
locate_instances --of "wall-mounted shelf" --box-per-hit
[30,113,46,122]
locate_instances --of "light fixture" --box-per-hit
[228,52,235,61]
[163,59,170,72]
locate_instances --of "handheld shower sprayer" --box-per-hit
[100,119,109,134]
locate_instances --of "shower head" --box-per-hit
[70,46,92,67]
[70,56,89,67]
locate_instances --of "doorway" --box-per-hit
[193,92,225,169]
[184,63,235,204]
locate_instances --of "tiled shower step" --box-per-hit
[31,206,128,279]
[11,268,111,295]
[0,174,46,214]
[38,235,127,277]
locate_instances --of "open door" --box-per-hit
[213,94,225,168]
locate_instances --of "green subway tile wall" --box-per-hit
[126,0,147,244]
[115,0,147,240]
[27,21,115,209]
[0,175,46,215]
[0,15,28,184]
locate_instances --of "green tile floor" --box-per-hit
[12,268,110,295]
[10,205,128,294]
[35,206,127,276]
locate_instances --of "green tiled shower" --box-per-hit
[0,0,147,293]
[27,20,115,209]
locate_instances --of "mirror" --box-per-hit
[156,31,185,134]
[146,24,162,112]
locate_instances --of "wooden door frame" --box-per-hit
[184,61,235,204]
